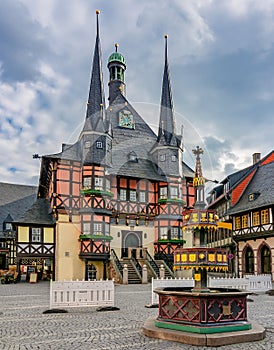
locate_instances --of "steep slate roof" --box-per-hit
[0,182,37,237]
[228,161,274,214]
[15,198,55,225]
[85,11,106,126]
[39,14,194,189]
[224,163,257,188]
[45,142,81,161]
[108,93,156,139]
[182,162,195,179]
[157,35,178,147]
[116,159,165,181]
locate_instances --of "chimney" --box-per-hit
[252,152,261,164]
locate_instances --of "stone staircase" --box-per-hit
[154,260,175,278]
[120,258,142,284]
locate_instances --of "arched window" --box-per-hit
[261,245,271,274]
[245,246,254,274]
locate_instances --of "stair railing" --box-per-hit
[157,253,175,277]
[130,255,142,280]
[110,249,123,281]
[146,250,160,277]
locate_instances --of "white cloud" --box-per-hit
[1,0,274,186]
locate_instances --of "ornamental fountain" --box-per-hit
[142,146,265,346]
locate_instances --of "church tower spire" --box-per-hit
[157,35,176,146]
[86,10,106,123]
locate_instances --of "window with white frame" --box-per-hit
[96,141,103,149]
[129,190,137,202]
[120,189,127,201]
[139,191,146,203]
[170,186,178,199]
[83,177,91,188]
[159,227,168,239]
[31,228,41,242]
[170,227,179,239]
[159,186,167,199]
[94,177,103,189]
[93,223,102,235]
[83,223,90,235]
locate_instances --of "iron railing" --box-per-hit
[110,249,123,280]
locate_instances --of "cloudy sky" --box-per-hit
[1,0,274,187]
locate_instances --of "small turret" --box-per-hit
[107,43,126,103]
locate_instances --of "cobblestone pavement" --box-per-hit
[0,281,273,350]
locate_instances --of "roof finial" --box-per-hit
[96,10,100,34]
[115,43,119,52]
[164,34,168,62]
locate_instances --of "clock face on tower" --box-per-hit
[119,110,134,129]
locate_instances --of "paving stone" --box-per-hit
[0,281,273,349]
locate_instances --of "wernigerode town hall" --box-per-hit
[13,11,195,282]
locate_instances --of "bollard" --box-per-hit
[123,264,128,285]
[142,264,148,284]
[160,264,165,279]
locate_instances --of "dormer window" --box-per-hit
[159,154,166,161]
[4,222,12,231]
[171,155,177,162]
[224,182,229,193]
[248,192,260,202]
[3,215,14,237]
[85,141,91,148]
[96,141,103,149]
[128,151,137,162]
[249,194,254,202]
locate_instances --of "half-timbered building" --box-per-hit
[0,183,37,271]
[14,12,195,282]
[208,151,274,280]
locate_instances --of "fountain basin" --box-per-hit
[154,287,251,334]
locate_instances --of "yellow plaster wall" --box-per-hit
[110,224,124,257]
[110,224,154,258]
[55,215,84,281]
[18,226,29,242]
[44,227,54,243]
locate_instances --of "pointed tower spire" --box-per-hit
[86,10,105,121]
[157,34,176,145]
